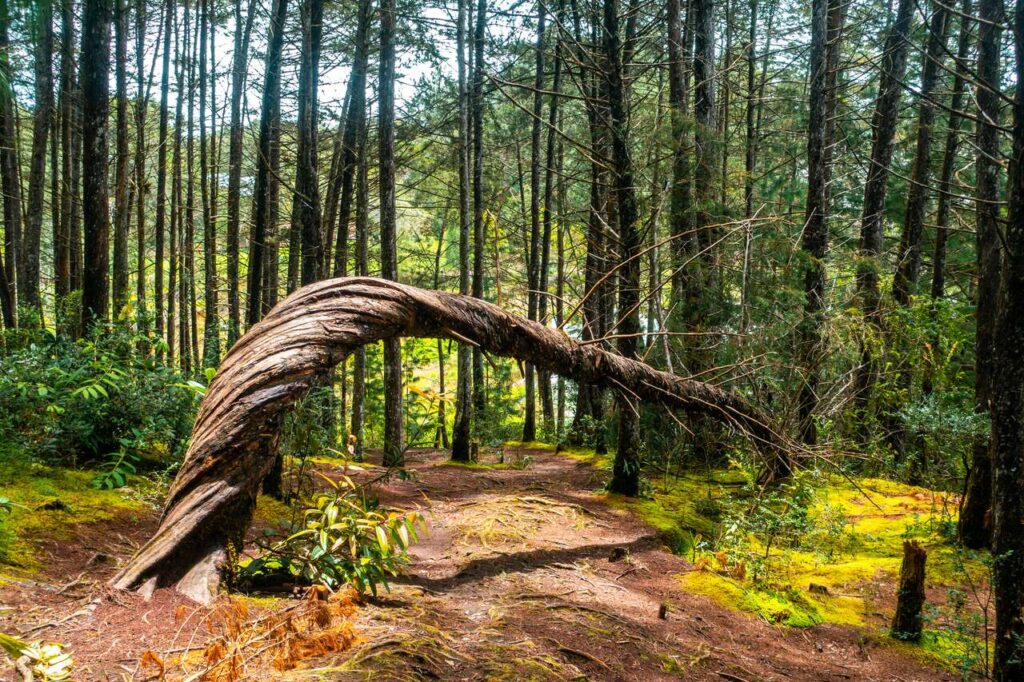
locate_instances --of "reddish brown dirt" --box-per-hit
[1,447,957,681]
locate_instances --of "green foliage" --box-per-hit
[0,324,197,469]
[240,475,423,596]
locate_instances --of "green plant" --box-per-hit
[0,633,74,681]
[240,475,423,596]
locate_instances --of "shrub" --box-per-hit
[0,324,198,471]
[239,474,423,596]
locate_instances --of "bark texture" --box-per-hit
[890,540,927,641]
[112,277,788,602]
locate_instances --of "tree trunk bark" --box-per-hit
[990,4,1024,674]
[246,0,289,327]
[0,2,22,325]
[292,0,324,287]
[154,0,173,346]
[852,0,913,440]
[959,0,1002,550]
[225,0,257,346]
[890,540,927,641]
[81,0,112,330]
[112,277,791,603]
[452,0,474,461]
[379,0,404,467]
[523,0,546,444]
[23,0,55,319]
[112,0,131,316]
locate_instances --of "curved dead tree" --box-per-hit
[113,277,789,602]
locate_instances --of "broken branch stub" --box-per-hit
[112,278,790,602]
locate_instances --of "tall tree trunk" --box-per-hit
[134,0,149,325]
[154,0,173,345]
[796,0,832,445]
[538,0,564,432]
[522,0,546,444]
[350,129,369,459]
[331,0,371,280]
[80,0,112,330]
[852,0,913,439]
[990,5,1024,675]
[884,0,950,462]
[471,0,487,419]
[246,0,289,327]
[198,0,218,367]
[959,0,1002,550]
[112,0,130,316]
[0,2,23,324]
[604,0,642,496]
[929,0,971,306]
[225,0,257,346]
[379,0,404,466]
[692,0,718,334]
[23,0,55,319]
[451,0,474,461]
[293,0,323,287]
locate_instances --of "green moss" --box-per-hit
[679,571,825,627]
[0,463,148,572]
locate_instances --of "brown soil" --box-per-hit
[1,447,956,681]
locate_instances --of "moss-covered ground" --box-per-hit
[0,462,154,574]
[545,445,991,673]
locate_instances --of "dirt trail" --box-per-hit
[0,446,954,680]
[303,447,954,681]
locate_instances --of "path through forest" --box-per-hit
[307,447,953,680]
[0,446,957,680]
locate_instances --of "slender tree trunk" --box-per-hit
[380,0,404,466]
[332,0,371,280]
[294,0,323,288]
[246,0,288,327]
[226,0,256,346]
[604,0,642,496]
[692,0,718,328]
[471,0,487,419]
[134,0,149,325]
[538,0,564,432]
[796,0,831,445]
[452,0,474,461]
[990,6,1024,674]
[111,0,130,315]
[523,0,546,443]
[81,0,112,330]
[198,0,218,367]
[884,0,950,462]
[0,3,23,324]
[350,129,369,459]
[929,0,971,306]
[852,0,913,439]
[22,0,55,319]
[154,0,173,345]
[959,0,1002,550]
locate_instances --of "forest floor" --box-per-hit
[0,445,984,680]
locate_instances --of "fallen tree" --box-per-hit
[112,277,791,602]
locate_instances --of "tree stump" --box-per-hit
[891,539,927,641]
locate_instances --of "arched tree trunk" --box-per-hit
[112,278,790,603]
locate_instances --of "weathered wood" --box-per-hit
[891,540,927,641]
[112,277,790,603]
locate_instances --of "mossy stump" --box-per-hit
[891,540,927,641]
